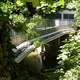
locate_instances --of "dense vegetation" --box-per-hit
[1,0,80,80]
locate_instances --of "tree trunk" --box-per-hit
[0,23,17,79]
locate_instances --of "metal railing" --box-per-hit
[11,19,74,46]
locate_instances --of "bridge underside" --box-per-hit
[42,34,69,68]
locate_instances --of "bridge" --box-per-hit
[12,25,75,63]
[11,9,75,73]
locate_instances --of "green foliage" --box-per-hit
[74,0,80,28]
[57,32,80,65]
[66,0,76,9]
[37,0,64,14]
[0,0,43,80]
[16,0,24,6]
[10,14,26,24]
[55,31,80,80]
[0,1,13,13]
[59,66,80,80]
[43,31,80,80]
[25,14,43,39]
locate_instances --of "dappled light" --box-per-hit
[1,0,80,80]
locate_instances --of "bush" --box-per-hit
[56,30,80,80]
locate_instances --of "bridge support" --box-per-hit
[42,34,69,68]
[23,47,43,74]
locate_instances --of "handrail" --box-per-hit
[16,31,62,50]
[13,26,75,63]
[16,25,74,50]
[15,45,35,63]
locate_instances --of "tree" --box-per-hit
[0,0,65,79]
[0,0,43,79]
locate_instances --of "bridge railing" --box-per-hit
[12,18,75,63]
[13,27,75,63]
[11,19,75,46]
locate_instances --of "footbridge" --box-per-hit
[12,25,75,63]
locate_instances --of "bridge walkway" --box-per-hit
[12,25,75,63]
